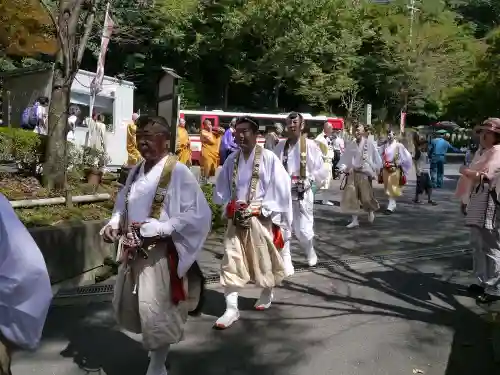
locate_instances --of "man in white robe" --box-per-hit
[379,129,413,213]
[0,193,52,375]
[101,115,211,375]
[338,124,382,228]
[213,116,292,329]
[315,122,334,205]
[274,112,329,276]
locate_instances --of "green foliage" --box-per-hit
[200,183,224,231]
[0,128,41,169]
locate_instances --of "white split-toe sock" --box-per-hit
[146,345,169,375]
[255,288,274,310]
[387,198,396,212]
[304,239,318,266]
[214,290,240,329]
[281,245,295,277]
[346,215,359,228]
[367,211,375,223]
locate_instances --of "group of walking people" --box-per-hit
[3,111,480,375]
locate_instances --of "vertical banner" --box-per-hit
[89,2,114,117]
[400,111,406,134]
[365,104,372,125]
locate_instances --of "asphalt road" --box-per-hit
[13,162,499,375]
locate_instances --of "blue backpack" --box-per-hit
[21,102,40,129]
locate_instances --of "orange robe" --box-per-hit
[200,129,221,177]
[126,122,142,166]
[176,126,192,165]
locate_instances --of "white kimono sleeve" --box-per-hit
[163,163,212,277]
[213,152,236,206]
[308,140,329,184]
[261,152,293,230]
[0,194,52,349]
[398,143,413,175]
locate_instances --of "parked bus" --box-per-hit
[180,110,344,164]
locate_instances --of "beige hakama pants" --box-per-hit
[0,333,11,375]
[341,171,379,213]
[112,241,201,351]
[221,217,285,289]
[382,168,402,198]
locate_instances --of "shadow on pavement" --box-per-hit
[40,289,317,375]
[278,252,499,375]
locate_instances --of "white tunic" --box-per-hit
[274,138,329,189]
[0,193,52,349]
[380,141,413,175]
[107,156,212,277]
[315,132,334,160]
[214,146,293,230]
[338,136,383,178]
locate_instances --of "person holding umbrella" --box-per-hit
[429,129,460,188]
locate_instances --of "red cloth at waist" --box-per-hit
[272,224,284,249]
[166,238,186,305]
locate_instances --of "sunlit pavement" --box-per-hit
[12,162,500,375]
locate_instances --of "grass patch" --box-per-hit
[17,201,114,228]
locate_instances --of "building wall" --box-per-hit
[1,69,53,126]
[1,68,135,166]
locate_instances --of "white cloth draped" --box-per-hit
[106,156,212,277]
[0,194,52,350]
[214,146,293,230]
[338,136,383,178]
[380,141,413,175]
[274,138,328,243]
[315,132,334,160]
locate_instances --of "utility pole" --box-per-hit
[401,0,419,135]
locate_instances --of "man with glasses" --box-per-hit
[101,115,211,375]
[274,112,328,276]
[213,116,292,329]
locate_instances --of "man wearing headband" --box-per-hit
[213,116,292,329]
[274,112,329,275]
[101,115,211,375]
[338,124,382,228]
[380,128,412,213]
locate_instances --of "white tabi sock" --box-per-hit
[347,215,359,228]
[303,239,318,267]
[146,345,169,375]
[214,288,240,329]
[281,244,295,277]
[255,287,274,310]
[387,198,396,212]
[367,211,375,223]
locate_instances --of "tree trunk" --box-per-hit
[273,80,280,110]
[43,62,70,190]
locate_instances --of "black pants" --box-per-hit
[416,172,432,196]
[0,333,12,375]
[332,150,341,178]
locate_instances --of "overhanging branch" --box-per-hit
[39,0,66,56]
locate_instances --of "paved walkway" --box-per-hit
[13,253,499,375]
[199,164,468,276]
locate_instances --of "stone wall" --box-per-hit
[29,220,115,290]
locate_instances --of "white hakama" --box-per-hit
[274,138,329,271]
[105,158,212,350]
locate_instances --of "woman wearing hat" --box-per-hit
[456,118,500,304]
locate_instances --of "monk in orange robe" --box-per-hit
[176,118,192,165]
[200,119,222,181]
[126,113,142,166]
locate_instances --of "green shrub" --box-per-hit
[0,128,41,169]
[200,183,225,231]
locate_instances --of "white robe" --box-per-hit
[338,136,383,178]
[379,141,413,176]
[107,155,212,277]
[214,146,292,230]
[274,138,328,243]
[315,132,334,192]
[0,193,52,350]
